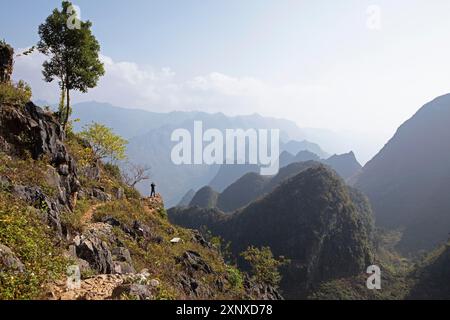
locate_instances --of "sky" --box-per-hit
[2,0,450,162]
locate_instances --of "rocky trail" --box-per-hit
[46,196,164,300]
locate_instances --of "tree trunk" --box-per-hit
[63,88,70,131]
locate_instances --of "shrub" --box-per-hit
[103,163,122,180]
[0,193,67,299]
[79,122,127,162]
[0,81,32,106]
[226,266,244,289]
[240,246,290,288]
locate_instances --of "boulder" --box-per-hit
[111,284,154,300]
[0,244,24,273]
[75,234,114,274]
[0,103,80,205]
[12,185,62,235]
[175,250,213,275]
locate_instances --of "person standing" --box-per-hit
[150,182,156,197]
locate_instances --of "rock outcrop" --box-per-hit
[0,102,80,235]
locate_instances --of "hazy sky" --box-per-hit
[2,0,450,162]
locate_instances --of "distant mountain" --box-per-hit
[169,166,374,298]
[192,161,323,213]
[209,149,360,195]
[324,151,362,180]
[282,140,329,159]
[216,172,270,212]
[72,101,200,139]
[209,142,327,192]
[70,102,329,206]
[177,189,196,207]
[355,94,450,252]
[194,157,363,214]
[189,186,219,209]
[208,164,260,193]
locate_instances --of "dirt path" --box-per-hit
[48,274,126,300]
[47,197,163,300]
[80,203,104,227]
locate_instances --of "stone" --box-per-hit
[175,250,213,275]
[75,234,114,274]
[0,244,25,273]
[110,284,154,300]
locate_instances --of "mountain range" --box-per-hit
[169,165,374,298]
[355,93,450,252]
[67,101,338,206]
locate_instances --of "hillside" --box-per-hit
[0,101,281,300]
[189,186,219,209]
[170,166,375,298]
[189,160,355,214]
[324,151,362,180]
[355,94,450,252]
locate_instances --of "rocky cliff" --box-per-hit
[0,101,282,300]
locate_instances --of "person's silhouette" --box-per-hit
[150,182,156,197]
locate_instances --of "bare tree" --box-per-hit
[122,162,151,187]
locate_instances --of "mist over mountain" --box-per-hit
[68,101,335,206]
[323,151,362,180]
[177,189,196,207]
[355,94,450,252]
[170,166,374,298]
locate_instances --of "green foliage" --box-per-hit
[0,152,56,197]
[0,193,68,299]
[157,207,168,219]
[226,266,244,290]
[37,1,105,129]
[60,199,92,233]
[0,81,32,106]
[80,122,127,162]
[240,246,290,288]
[103,163,122,181]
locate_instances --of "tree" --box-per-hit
[37,1,104,130]
[240,246,290,288]
[122,162,152,187]
[0,40,14,84]
[80,122,127,162]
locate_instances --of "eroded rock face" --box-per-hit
[243,275,283,300]
[0,243,24,273]
[12,185,63,235]
[176,250,214,275]
[0,102,80,228]
[72,223,136,275]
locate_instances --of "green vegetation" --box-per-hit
[0,81,32,106]
[240,246,290,288]
[0,152,57,197]
[0,193,68,299]
[80,122,127,162]
[37,0,105,129]
[226,266,244,290]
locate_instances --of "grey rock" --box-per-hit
[92,188,112,202]
[111,284,154,300]
[12,185,62,235]
[0,244,25,273]
[175,250,213,275]
[75,235,114,274]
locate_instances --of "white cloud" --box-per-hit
[12,50,331,121]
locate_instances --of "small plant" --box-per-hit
[240,246,290,288]
[226,266,244,290]
[0,81,32,105]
